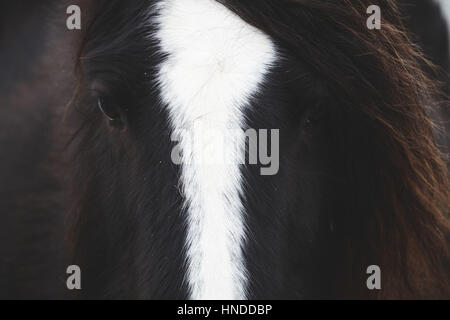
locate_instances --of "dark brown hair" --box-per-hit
[219,0,450,298]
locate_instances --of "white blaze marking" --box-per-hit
[155,0,276,299]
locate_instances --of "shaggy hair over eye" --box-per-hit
[216,0,450,298]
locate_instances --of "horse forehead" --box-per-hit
[155,0,276,114]
[156,0,271,55]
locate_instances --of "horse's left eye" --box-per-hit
[97,97,125,130]
[303,103,328,133]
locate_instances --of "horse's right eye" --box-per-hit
[97,97,125,130]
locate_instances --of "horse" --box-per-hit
[1,0,449,299]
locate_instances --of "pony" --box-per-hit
[1,0,449,299]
